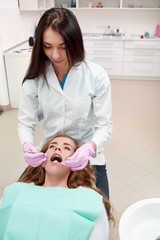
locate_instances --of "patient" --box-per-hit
[0,134,114,240]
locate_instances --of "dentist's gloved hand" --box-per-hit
[23,142,46,167]
[62,142,95,171]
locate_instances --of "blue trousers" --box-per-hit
[93,164,109,199]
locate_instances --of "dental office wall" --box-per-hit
[0,0,159,108]
[73,9,160,35]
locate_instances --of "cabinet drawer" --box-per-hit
[84,40,124,48]
[124,55,160,63]
[123,63,160,77]
[86,54,123,62]
[124,49,160,57]
[85,47,123,55]
[125,40,160,49]
[87,60,123,75]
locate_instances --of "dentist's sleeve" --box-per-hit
[18,80,39,146]
[91,68,112,152]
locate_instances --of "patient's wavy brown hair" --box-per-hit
[19,134,114,222]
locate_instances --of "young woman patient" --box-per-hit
[0,134,114,240]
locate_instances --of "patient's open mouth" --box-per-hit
[50,154,62,163]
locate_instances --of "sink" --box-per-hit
[119,198,160,240]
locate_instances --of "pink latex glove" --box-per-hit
[23,142,46,167]
[62,142,95,171]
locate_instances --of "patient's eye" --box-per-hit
[64,146,71,151]
[49,144,55,149]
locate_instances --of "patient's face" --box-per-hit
[43,136,76,173]
[47,136,76,161]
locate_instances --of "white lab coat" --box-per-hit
[18,60,112,165]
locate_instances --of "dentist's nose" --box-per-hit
[52,48,60,59]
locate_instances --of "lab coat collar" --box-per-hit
[47,63,63,94]
[46,62,80,94]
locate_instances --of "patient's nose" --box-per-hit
[54,147,61,151]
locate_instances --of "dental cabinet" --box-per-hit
[84,38,160,79]
[123,40,160,77]
[4,38,160,108]
[84,39,124,76]
[4,42,31,108]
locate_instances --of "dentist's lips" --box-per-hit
[50,154,62,163]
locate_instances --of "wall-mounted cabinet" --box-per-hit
[18,0,76,10]
[18,0,56,10]
[19,0,160,10]
[77,0,120,8]
[78,0,160,9]
[122,0,160,9]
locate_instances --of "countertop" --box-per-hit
[83,33,160,41]
[4,41,32,55]
[4,33,160,56]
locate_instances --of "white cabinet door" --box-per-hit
[4,54,31,108]
[125,40,160,49]
[123,63,160,77]
[123,40,160,77]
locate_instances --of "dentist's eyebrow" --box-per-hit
[43,41,65,46]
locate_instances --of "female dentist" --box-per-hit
[18,7,112,199]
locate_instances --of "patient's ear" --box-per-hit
[42,160,46,168]
[42,152,47,167]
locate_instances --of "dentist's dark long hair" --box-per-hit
[23,8,85,83]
